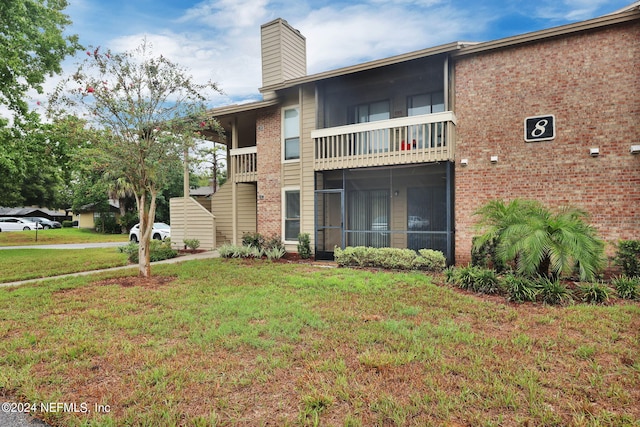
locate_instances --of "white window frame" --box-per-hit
[282,186,301,243]
[282,106,300,163]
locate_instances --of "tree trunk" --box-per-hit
[136,190,158,278]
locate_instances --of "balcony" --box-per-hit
[230,146,257,183]
[311,111,456,171]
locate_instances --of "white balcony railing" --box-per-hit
[311,111,456,171]
[230,146,257,183]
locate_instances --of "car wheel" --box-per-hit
[130,235,138,243]
[43,225,51,229]
[153,233,161,240]
[23,226,30,231]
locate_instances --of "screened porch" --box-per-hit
[314,163,454,263]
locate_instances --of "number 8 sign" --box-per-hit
[524,115,555,142]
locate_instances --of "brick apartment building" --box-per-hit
[170,3,640,266]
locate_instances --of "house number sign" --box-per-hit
[524,114,555,142]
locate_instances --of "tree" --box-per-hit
[473,199,605,281]
[49,40,222,277]
[195,142,226,193]
[0,0,81,120]
[0,113,87,208]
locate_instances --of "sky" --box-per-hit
[30,0,636,110]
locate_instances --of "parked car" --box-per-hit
[408,215,430,230]
[28,217,62,229]
[0,217,44,231]
[129,222,171,242]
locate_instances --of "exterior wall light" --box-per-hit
[630,145,640,155]
[590,147,600,157]
[460,158,469,166]
[490,155,498,163]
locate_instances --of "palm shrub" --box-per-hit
[473,199,605,281]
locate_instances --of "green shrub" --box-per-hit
[218,244,235,258]
[334,246,376,268]
[413,249,447,272]
[265,246,286,261]
[334,246,445,271]
[62,220,74,228]
[612,275,639,300]
[537,277,573,306]
[503,274,538,303]
[446,265,501,294]
[579,282,611,305]
[614,240,640,277]
[264,235,284,251]
[183,239,201,250]
[117,242,138,262]
[373,247,416,270]
[241,232,282,252]
[218,244,263,259]
[117,240,177,263]
[471,236,506,272]
[242,232,265,249]
[95,215,120,234]
[297,233,312,259]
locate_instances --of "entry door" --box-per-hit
[315,190,344,260]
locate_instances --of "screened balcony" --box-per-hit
[311,111,456,171]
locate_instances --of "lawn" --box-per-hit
[0,248,129,283]
[0,228,128,246]
[0,259,638,426]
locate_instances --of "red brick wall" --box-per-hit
[454,22,640,265]
[256,107,282,238]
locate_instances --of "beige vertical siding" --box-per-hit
[282,163,300,187]
[300,84,316,250]
[211,182,257,246]
[261,19,306,88]
[235,183,257,243]
[169,197,215,250]
[211,183,233,245]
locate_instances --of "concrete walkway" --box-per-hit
[0,249,219,288]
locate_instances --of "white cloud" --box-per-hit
[534,0,615,21]
[178,0,270,32]
[297,3,483,73]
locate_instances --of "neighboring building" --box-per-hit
[75,199,120,229]
[0,207,71,223]
[172,4,640,265]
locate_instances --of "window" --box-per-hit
[408,92,446,148]
[284,189,300,241]
[352,100,390,124]
[283,107,300,161]
[351,100,390,154]
[408,92,444,115]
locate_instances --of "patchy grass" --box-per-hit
[0,228,128,246]
[0,248,129,283]
[0,259,639,426]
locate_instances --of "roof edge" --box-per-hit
[259,41,464,93]
[209,98,279,117]
[453,6,640,57]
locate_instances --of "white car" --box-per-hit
[0,217,44,231]
[129,222,171,242]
